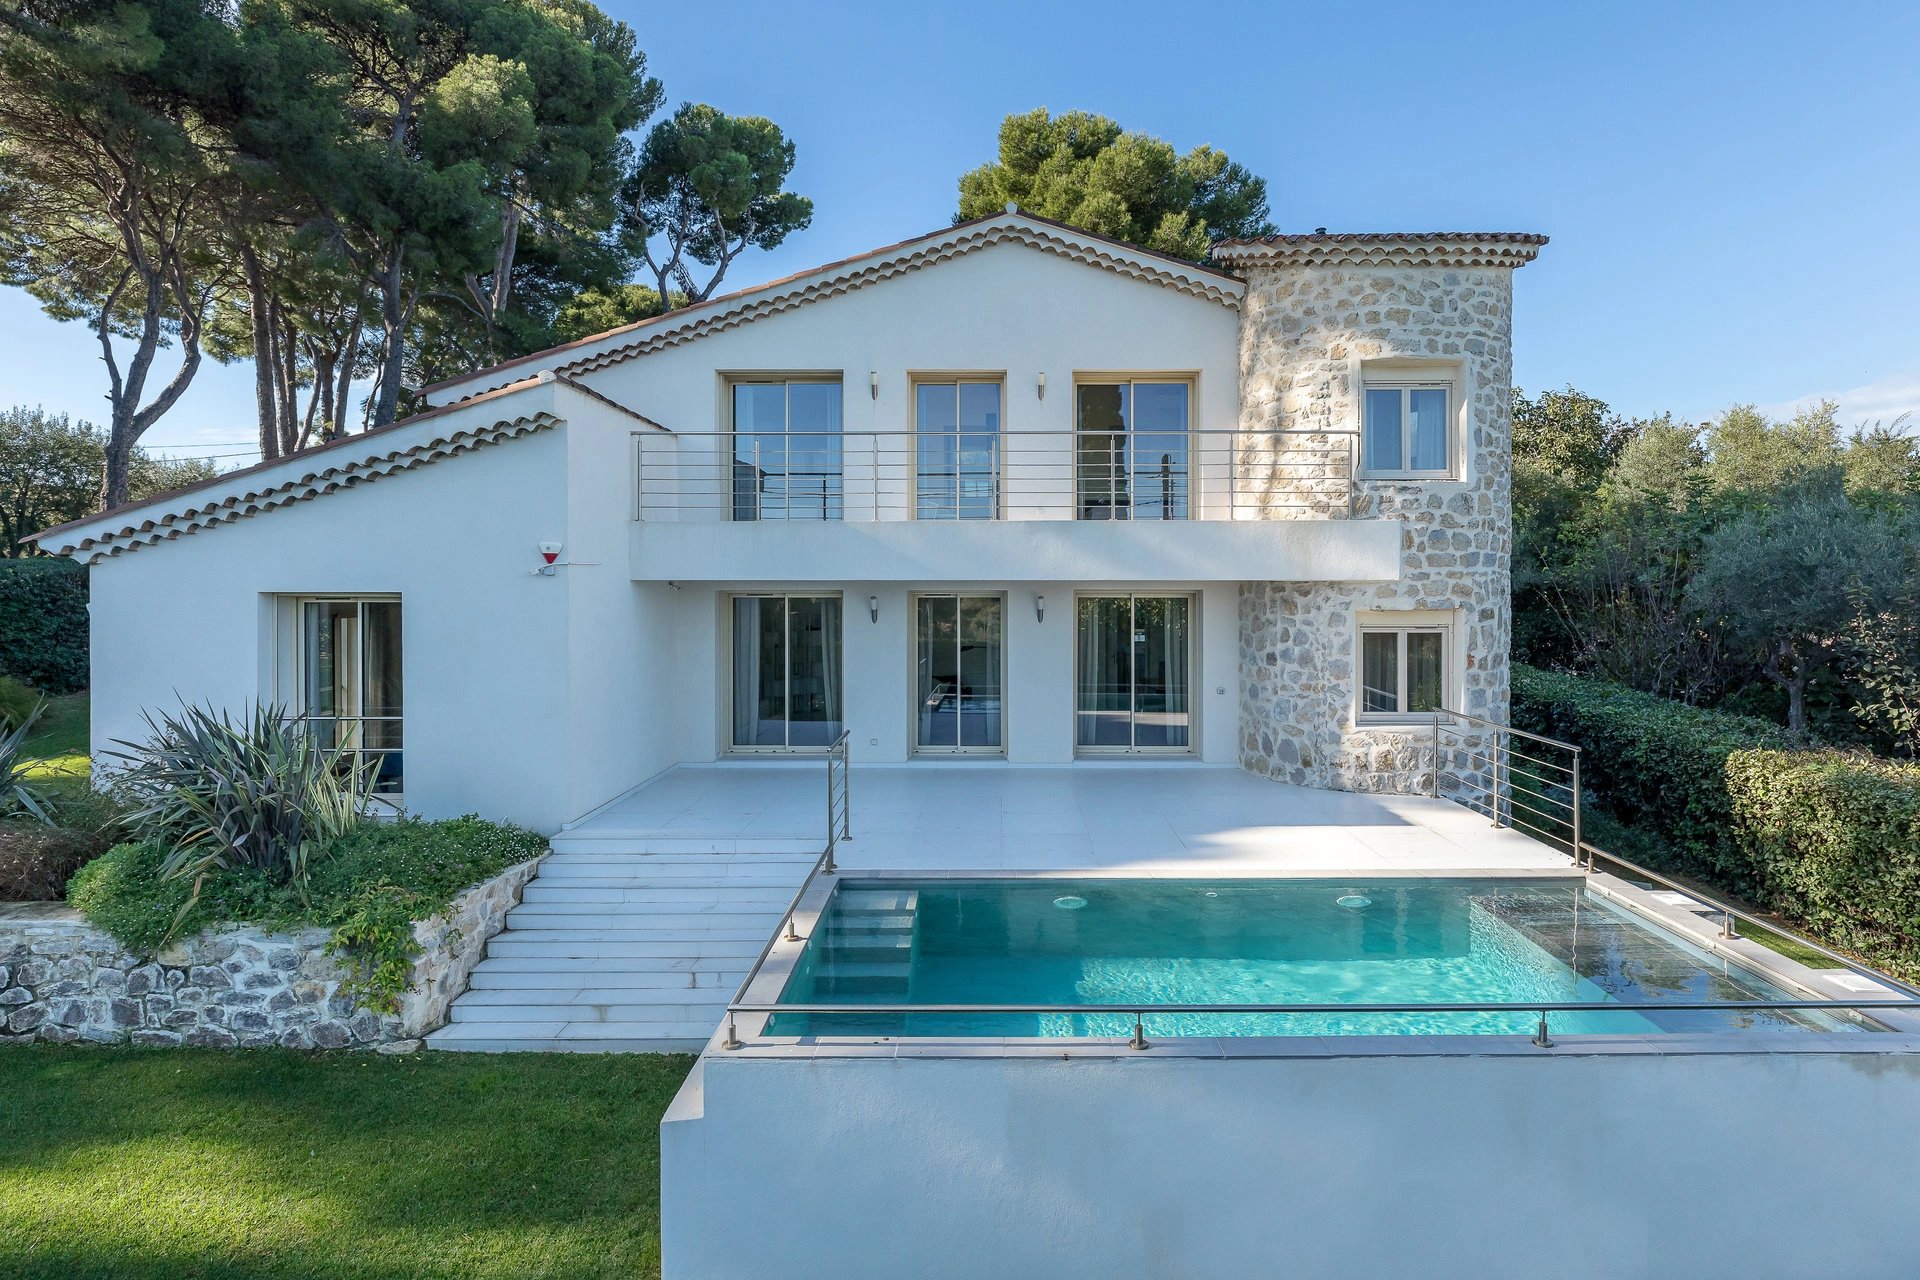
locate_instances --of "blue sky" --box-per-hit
[5,0,1917,464]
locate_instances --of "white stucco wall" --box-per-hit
[664,1048,1920,1280]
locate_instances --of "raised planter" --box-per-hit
[0,855,541,1049]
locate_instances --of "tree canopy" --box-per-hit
[957,108,1275,261]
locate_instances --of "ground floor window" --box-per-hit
[1075,593,1192,752]
[732,595,844,749]
[294,598,402,793]
[914,594,1003,753]
[1359,623,1447,720]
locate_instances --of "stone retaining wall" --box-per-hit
[0,855,539,1049]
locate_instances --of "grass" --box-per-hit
[20,690,89,784]
[0,1047,697,1279]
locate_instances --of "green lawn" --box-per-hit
[0,1047,696,1279]
[20,690,89,783]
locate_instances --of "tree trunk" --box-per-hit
[102,429,137,511]
[240,242,280,462]
[371,249,407,427]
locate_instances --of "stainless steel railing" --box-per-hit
[825,728,851,873]
[632,428,1361,522]
[1433,707,1583,856]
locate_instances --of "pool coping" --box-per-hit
[717,865,1920,1061]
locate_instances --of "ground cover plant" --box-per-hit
[0,1047,695,1280]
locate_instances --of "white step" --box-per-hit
[426,1023,711,1053]
[521,881,800,901]
[525,871,807,890]
[503,912,783,932]
[469,968,732,990]
[453,995,722,1020]
[468,955,749,975]
[513,883,796,905]
[547,834,821,856]
[487,937,764,959]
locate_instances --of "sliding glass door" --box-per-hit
[732,595,844,749]
[1075,594,1192,752]
[914,594,1004,754]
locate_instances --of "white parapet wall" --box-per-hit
[663,1045,1920,1280]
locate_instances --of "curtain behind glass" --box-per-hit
[786,596,842,746]
[1364,389,1403,471]
[916,594,957,747]
[1132,596,1190,748]
[1361,632,1400,714]
[1408,389,1449,472]
[1407,631,1444,712]
[1076,596,1132,746]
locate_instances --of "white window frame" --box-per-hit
[1072,590,1200,756]
[725,591,846,754]
[910,375,1005,522]
[1355,612,1457,726]
[726,375,845,521]
[279,595,404,798]
[1072,375,1197,521]
[907,591,1008,757]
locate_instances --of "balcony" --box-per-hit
[628,429,1403,584]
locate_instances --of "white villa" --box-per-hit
[38,212,1920,1280]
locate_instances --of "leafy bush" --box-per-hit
[105,703,377,924]
[0,675,36,731]
[0,558,88,694]
[1727,751,1920,978]
[69,815,546,1011]
[1512,663,1788,891]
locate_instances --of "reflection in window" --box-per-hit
[916,381,1001,519]
[1360,626,1446,718]
[732,595,844,748]
[1075,381,1190,520]
[297,599,402,793]
[732,381,843,520]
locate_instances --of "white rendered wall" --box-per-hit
[663,1049,1920,1280]
[657,582,1237,765]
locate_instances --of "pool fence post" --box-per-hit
[1129,1012,1150,1051]
[1533,1012,1553,1048]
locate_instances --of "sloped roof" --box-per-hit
[32,378,562,562]
[423,210,1245,405]
[1208,232,1548,270]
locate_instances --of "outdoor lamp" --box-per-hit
[869,594,879,623]
[1035,594,1046,623]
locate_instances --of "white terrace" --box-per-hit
[427,763,1568,1052]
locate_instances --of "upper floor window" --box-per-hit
[732,379,842,520]
[1075,379,1191,520]
[292,598,402,794]
[915,378,1001,520]
[1362,379,1454,478]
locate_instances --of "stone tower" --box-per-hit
[1212,232,1547,794]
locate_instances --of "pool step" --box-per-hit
[808,889,919,998]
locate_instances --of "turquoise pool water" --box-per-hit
[769,877,1871,1038]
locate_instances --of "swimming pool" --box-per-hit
[768,877,1875,1038]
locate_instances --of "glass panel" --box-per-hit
[733,596,788,746]
[1407,631,1444,713]
[301,601,354,720]
[1131,596,1190,748]
[363,601,402,719]
[1408,388,1449,472]
[786,383,842,521]
[1076,383,1130,519]
[1364,388,1404,472]
[1076,596,1134,747]
[958,596,1003,748]
[916,595,959,749]
[916,383,958,519]
[1131,383,1189,520]
[732,384,786,521]
[1362,631,1401,714]
[784,596,843,747]
[957,382,1000,520]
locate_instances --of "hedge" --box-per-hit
[1511,664,1789,893]
[0,557,88,694]
[1728,751,1920,979]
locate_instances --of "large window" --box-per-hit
[732,379,843,520]
[1075,594,1192,752]
[915,379,1001,520]
[1075,380,1191,520]
[731,595,844,749]
[1359,623,1447,720]
[914,594,1003,753]
[294,598,402,793]
[1362,380,1453,477]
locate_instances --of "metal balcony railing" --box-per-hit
[631,428,1360,522]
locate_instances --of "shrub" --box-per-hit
[0,704,51,825]
[1727,750,1920,977]
[0,676,36,732]
[0,558,88,694]
[0,821,108,899]
[1512,664,1788,891]
[104,702,377,928]
[69,815,546,1011]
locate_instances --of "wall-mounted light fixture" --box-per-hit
[868,594,880,623]
[1034,593,1046,623]
[1036,372,1047,400]
[869,371,879,401]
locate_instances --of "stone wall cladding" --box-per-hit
[0,855,539,1049]
[1236,263,1518,794]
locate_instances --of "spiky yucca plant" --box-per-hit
[106,703,378,933]
[0,701,52,824]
